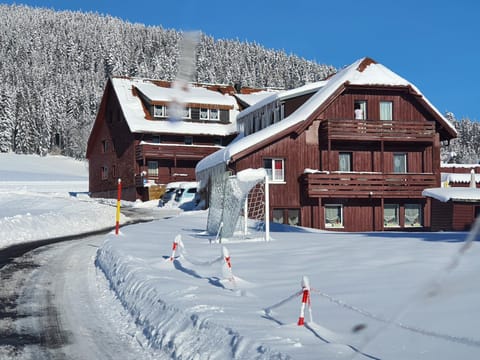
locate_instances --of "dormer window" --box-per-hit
[176,107,191,119]
[210,109,219,120]
[200,108,209,120]
[154,105,167,118]
[199,108,220,121]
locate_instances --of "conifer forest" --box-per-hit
[0,4,478,163]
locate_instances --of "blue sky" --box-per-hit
[3,0,479,121]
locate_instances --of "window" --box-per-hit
[147,161,158,177]
[339,152,352,172]
[152,135,161,144]
[199,108,219,121]
[325,204,343,228]
[184,136,193,145]
[287,209,300,226]
[264,158,285,182]
[354,100,367,120]
[380,101,393,120]
[101,166,108,180]
[273,209,284,224]
[405,204,422,227]
[384,204,399,227]
[210,108,219,121]
[101,140,108,153]
[180,107,191,119]
[393,153,407,173]
[200,108,209,120]
[273,208,300,226]
[112,165,117,178]
[154,105,167,118]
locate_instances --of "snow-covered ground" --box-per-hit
[1,153,480,359]
[0,153,124,249]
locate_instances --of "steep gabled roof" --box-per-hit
[196,57,457,174]
[110,77,239,136]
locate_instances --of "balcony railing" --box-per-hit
[302,172,437,198]
[135,144,217,162]
[319,120,435,142]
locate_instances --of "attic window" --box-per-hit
[154,105,167,118]
[102,140,109,153]
[199,108,220,121]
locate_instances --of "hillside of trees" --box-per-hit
[441,113,480,164]
[0,4,478,164]
[0,4,335,158]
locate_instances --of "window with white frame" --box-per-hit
[210,108,219,120]
[380,101,393,120]
[405,204,422,227]
[147,160,158,177]
[393,153,407,173]
[199,108,219,121]
[384,204,399,227]
[199,108,209,120]
[179,107,191,119]
[264,158,285,182]
[325,204,343,227]
[154,105,167,118]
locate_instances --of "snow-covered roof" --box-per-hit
[422,187,480,203]
[196,57,456,174]
[234,90,279,107]
[237,80,328,120]
[134,81,236,106]
[441,172,480,184]
[441,163,480,169]
[111,77,238,136]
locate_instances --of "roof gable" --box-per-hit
[196,57,457,174]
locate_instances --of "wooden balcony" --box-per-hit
[302,172,437,198]
[319,120,435,142]
[135,144,218,162]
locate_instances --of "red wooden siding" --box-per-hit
[227,84,445,231]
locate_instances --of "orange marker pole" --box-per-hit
[115,178,122,235]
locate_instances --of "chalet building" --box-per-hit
[424,164,480,231]
[196,57,458,232]
[86,77,268,201]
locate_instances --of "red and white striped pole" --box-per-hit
[297,276,311,326]
[169,234,182,261]
[115,178,122,235]
[222,246,236,284]
[222,246,232,271]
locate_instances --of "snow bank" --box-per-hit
[0,191,126,249]
[0,153,125,249]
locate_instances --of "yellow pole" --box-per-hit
[115,178,122,235]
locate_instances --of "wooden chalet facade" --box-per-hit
[197,58,458,232]
[86,77,263,201]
